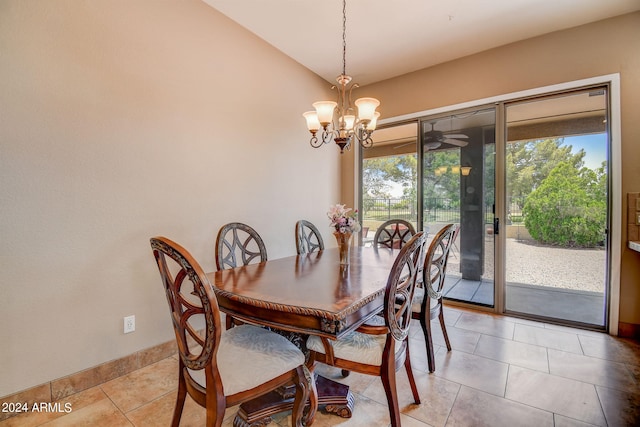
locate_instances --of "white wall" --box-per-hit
[0,0,340,397]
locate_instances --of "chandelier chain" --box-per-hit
[342,0,347,76]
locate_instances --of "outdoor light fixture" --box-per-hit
[434,165,472,176]
[302,0,380,153]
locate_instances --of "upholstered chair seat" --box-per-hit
[189,325,305,396]
[307,331,402,367]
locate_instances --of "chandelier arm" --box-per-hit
[352,121,364,141]
[359,132,374,148]
[344,136,352,151]
[309,135,322,148]
[322,128,337,145]
[353,126,373,145]
[336,86,344,124]
[347,83,359,116]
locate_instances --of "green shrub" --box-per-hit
[392,200,409,209]
[523,162,606,247]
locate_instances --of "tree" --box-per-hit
[506,138,586,205]
[363,154,418,217]
[423,150,461,201]
[363,150,464,217]
[523,162,606,247]
[363,155,417,198]
[363,157,396,198]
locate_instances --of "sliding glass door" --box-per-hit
[359,85,611,329]
[420,109,496,307]
[503,88,609,327]
[359,109,496,307]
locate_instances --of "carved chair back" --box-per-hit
[383,231,426,342]
[150,236,221,392]
[373,219,416,249]
[215,222,267,271]
[412,223,459,373]
[295,220,325,254]
[422,224,459,298]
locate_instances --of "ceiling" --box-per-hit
[203,0,639,86]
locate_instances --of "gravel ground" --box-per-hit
[447,237,606,293]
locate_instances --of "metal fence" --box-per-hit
[363,197,525,223]
[362,197,461,222]
[362,197,415,221]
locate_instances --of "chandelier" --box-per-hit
[303,0,380,153]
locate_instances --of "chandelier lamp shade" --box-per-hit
[303,0,380,153]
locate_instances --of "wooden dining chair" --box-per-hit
[295,219,325,254]
[412,223,459,373]
[215,222,268,270]
[215,222,268,329]
[150,237,312,427]
[373,219,416,249]
[307,232,426,427]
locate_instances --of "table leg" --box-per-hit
[316,375,354,418]
[233,374,354,426]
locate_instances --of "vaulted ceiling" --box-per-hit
[203,0,640,86]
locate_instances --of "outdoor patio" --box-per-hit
[443,237,607,326]
[442,277,605,325]
[362,221,607,327]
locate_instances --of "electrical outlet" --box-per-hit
[124,315,135,334]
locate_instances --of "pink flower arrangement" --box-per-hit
[327,204,361,234]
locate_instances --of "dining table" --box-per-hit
[207,245,400,426]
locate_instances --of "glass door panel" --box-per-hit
[360,122,419,245]
[504,88,609,327]
[421,108,496,307]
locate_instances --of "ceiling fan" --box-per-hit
[393,121,470,150]
[423,121,469,150]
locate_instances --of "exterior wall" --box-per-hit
[0,0,339,397]
[342,12,640,330]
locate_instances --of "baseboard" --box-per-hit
[618,322,640,339]
[0,339,177,421]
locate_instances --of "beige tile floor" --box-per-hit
[3,306,640,426]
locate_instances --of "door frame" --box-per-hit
[364,73,622,335]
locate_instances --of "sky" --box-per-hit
[563,133,608,170]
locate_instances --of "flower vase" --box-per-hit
[334,231,353,265]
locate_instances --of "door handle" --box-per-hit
[494,217,500,235]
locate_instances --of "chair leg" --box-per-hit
[404,342,421,404]
[292,366,312,427]
[225,315,234,330]
[172,370,187,427]
[420,313,436,373]
[438,305,452,351]
[204,390,226,427]
[304,362,319,426]
[381,360,401,427]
